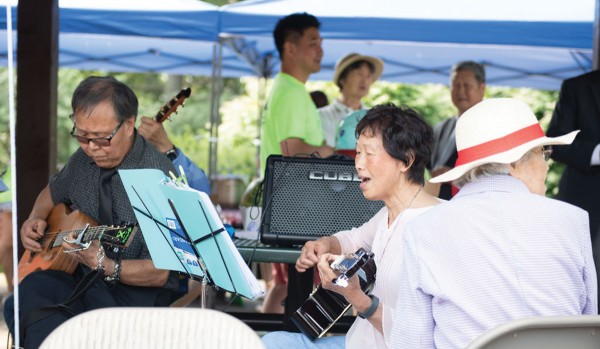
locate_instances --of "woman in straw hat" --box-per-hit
[318,53,384,148]
[390,98,597,349]
[262,104,440,349]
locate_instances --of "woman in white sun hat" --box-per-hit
[390,98,597,349]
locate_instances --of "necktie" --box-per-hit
[98,169,117,225]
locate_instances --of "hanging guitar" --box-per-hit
[18,203,137,283]
[155,87,191,123]
[291,248,377,340]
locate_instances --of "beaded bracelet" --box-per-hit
[104,258,122,285]
[357,295,380,319]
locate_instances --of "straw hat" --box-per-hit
[430,98,579,183]
[333,53,384,87]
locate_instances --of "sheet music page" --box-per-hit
[159,180,265,300]
[119,169,205,277]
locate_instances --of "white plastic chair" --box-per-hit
[465,315,600,349]
[39,307,265,349]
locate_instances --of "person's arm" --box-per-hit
[63,238,170,287]
[295,235,341,272]
[139,116,210,194]
[20,186,54,252]
[579,211,598,314]
[172,149,211,194]
[280,138,333,158]
[547,78,599,171]
[138,116,173,153]
[316,253,384,332]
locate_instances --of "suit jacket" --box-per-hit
[547,70,600,238]
[428,117,458,200]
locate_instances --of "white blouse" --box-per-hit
[334,205,435,349]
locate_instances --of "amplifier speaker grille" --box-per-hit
[260,155,384,246]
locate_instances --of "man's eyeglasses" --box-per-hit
[70,121,124,147]
[533,146,553,162]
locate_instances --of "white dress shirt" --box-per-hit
[390,175,597,349]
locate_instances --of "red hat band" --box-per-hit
[455,123,545,166]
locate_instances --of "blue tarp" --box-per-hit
[0,0,254,77]
[219,0,595,89]
[0,0,596,89]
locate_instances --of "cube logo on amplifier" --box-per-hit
[261,155,384,246]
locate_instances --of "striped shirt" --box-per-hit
[390,175,597,349]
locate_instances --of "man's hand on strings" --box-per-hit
[20,217,47,252]
[62,235,105,270]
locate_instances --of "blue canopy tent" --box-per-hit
[0,0,597,197]
[0,0,254,77]
[0,0,258,190]
[219,0,595,90]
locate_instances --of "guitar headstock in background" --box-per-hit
[155,87,192,123]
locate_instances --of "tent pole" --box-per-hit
[255,76,266,178]
[208,41,223,198]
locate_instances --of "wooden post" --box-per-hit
[16,0,59,230]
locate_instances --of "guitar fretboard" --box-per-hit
[50,225,108,248]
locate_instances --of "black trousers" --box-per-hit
[18,268,170,349]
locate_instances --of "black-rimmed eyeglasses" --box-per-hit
[70,121,124,147]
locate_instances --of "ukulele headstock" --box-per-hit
[155,87,192,123]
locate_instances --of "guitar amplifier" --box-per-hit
[260,155,384,246]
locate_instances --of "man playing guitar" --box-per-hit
[10,76,178,349]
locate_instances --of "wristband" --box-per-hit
[357,294,379,319]
[165,146,178,161]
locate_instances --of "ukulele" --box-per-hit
[18,203,136,283]
[291,248,377,340]
[155,87,191,123]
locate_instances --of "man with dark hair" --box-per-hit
[13,76,178,348]
[260,12,333,314]
[426,60,486,200]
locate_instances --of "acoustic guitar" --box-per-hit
[18,203,136,283]
[291,248,377,340]
[155,87,191,123]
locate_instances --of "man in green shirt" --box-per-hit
[260,12,333,314]
[260,12,333,175]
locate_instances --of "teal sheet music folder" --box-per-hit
[119,168,264,300]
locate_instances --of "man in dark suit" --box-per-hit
[547,70,600,311]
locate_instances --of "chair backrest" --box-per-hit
[39,307,266,349]
[465,315,600,349]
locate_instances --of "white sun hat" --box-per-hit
[430,98,579,183]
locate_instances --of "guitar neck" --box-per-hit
[51,226,110,248]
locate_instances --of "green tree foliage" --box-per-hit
[0,67,565,196]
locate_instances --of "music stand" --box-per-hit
[119,169,263,303]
